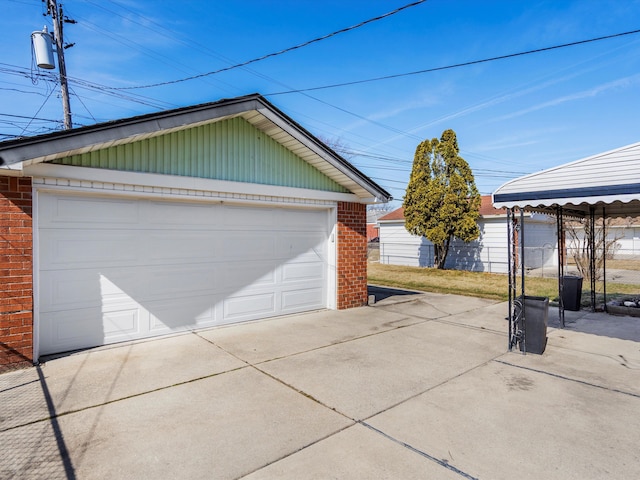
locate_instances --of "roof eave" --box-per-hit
[0,94,392,203]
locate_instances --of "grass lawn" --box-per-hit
[368,262,639,304]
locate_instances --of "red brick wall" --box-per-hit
[336,201,368,309]
[0,177,34,370]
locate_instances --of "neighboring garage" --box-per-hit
[0,94,391,366]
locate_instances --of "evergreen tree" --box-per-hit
[403,129,481,269]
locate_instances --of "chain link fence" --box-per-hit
[369,242,640,307]
[372,242,557,275]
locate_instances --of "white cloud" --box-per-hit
[494,74,640,122]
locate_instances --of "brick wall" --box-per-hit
[336,201,368,309]
[0,176,34,370]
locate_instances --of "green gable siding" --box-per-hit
[51,117,349,193]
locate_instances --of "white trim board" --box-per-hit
[25,163,364,204]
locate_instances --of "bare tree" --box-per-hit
[565,218,624,283]
[317,136,353,159]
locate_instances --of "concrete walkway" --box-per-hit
[1,289,639,479]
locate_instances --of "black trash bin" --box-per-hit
[562,275,583,311]
[517,296,548,355]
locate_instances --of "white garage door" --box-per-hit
[38,192,329,355]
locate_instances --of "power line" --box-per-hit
[19,86,57,136]
[267,27,640,95]
[0,113,62,123]
[68,85,97,123]
[107,0,429,90]
[67,5,238,94]
[0,61,174,111]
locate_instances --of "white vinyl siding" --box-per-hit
[379,224,432,267]
[379,216,557,274]
[495,142,640,195]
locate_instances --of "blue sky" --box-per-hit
[2,0,640,205]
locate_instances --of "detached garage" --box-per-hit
[0,94,390,366]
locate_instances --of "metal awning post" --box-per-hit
[519,208,526,353]
[507,208,513,350]
[589,206,596,312]
[603,207,607,312]
[507,208,524,351]
[556,206,565,327]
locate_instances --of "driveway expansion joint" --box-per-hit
[0,365,250,433]
[494,359,640,398]
[359,421,479,480]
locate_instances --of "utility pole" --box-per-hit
[44,0,74,130]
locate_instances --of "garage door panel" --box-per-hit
[281,248,325,264]
[146,231,217,263]
[218,260,278,291]
[103,308,142,338]
[275,209,327,231]
[281,262,325,283]
[40,308,112,355]
[221,234,277,260]
[281,288,324,311]
[132,264,218,299]
[142,201,220,227]
[42,265,222,312]
[39,270,101,311]
[38,192,330,355]
[276,232,326,259]
[41,269,153,312]
[40,230,140,269]
[223,292,276,321]
[221,205,276,228]
[44,230,218,267]
[147,296,217,332]
[39,195,140,228]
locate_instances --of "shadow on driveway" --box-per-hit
[0,366,75,479]
[547,306,640,343]
[367,285,423,303]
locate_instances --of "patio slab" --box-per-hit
[197,306,419,365]
[39,332,245,415]
[367,358,640,480]
[506,329,640,396]
[258,319,506,420]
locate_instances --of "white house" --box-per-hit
[378,196,557,273]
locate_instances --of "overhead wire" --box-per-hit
[0,61,173,111]
[19,86,57,136]
[66,4,239,95]
[266,27,640,95]
[105,0,430,90]
[0,113,62,123]
[68,85,97,123]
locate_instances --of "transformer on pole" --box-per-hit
[31,26,55,70]
[31,0,74,130]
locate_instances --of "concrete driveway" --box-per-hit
[2,288,639,479]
